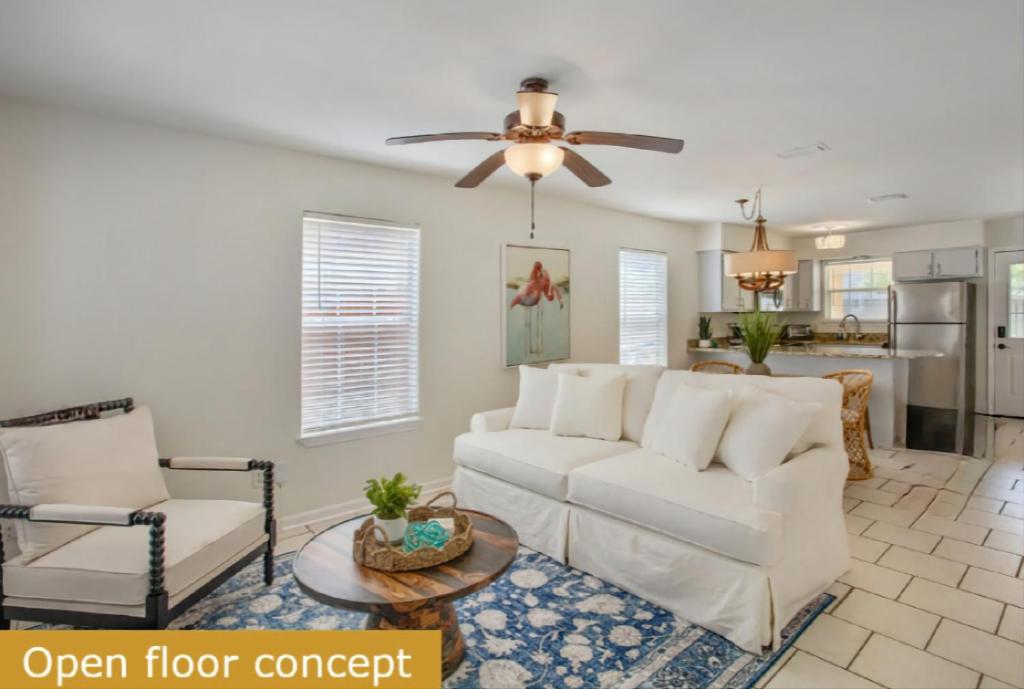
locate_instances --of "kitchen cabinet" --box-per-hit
[698,250,753,312]
[789,259,820,311]
[893,246,984,281]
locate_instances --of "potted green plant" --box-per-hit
[364,473,422,543]
[698,315,713,348]
[737,309,785,375]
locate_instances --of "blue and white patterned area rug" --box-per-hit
[170,551,830,689]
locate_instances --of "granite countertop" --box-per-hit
[688,344,943,360]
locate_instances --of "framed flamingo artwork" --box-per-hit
[502,244,570,367]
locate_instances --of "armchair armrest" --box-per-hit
[27,504,137,526]
[163,456,254,471]
[470,407,515,433]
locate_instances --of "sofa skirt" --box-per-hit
[452,467,570,562]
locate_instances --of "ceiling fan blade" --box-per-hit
[386,132,503,146]
[559,147,612,187]
[563,131,685,154]
[454,150,508,188]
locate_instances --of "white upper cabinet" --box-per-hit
[893,246,984,281]
[698,250,750,312]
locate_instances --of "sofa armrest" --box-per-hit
[752,447,848,516]
[162,456,254,471]
[470,407,515,433]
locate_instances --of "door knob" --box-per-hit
[997,344,1008,350]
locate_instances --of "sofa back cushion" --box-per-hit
[642,383,733,471]
[646,371,844,452]
[0,406,170,557]
[549,363,664,442]
[509,365,576,430]
[550,373,628,441]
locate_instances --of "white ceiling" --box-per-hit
[0,0,1021,234]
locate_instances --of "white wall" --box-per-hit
[0,99,701,521]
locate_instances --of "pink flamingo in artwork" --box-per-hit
[510,261,563,354]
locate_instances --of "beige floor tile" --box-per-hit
[793,613,871,667]
[848,534,890,563]
[880,479,911,495]
[826,582,852,612]
[998,605,1023,644]
[276,524,309,540]
[846,513,873,535]
[845,484,900,506]
[985,528,1024,556]
[899,578,1003,632]
[843,497,860,513]
[979,675,1016,689]
[924,490,969,519]
[976,483,1024,504]
[765,651,882,689]
[878,546,968,586]
[958,508,1024,536]
[755,647,796,689]
[838,560,912,599]
[895,486,941,512]
[850,476,887,490]
[927,619,1024,687]
[833,589,939,648]
[275,531,313,554]
[850,634,980,689]
[934,538,1022,576]
[945,461,993,496]
[863,521,940,553]
[891,451,961,480]
[960,567,1024,606]
[912,514,988,544]
[967,495,1006,513]
[851,501,919,528]
[1002,502,1024,519]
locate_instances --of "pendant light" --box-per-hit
[723,188,797,291]
[814,224,847,250]
[504,143,564,239]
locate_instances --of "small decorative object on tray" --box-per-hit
[353,492,474,572]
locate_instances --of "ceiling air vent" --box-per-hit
[868,193,909,202]
[776,142,831,159]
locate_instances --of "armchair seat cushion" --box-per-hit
[453,429,637,501]
[2,499,266,608]
[567,449,783,566]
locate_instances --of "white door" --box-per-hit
[993,250,1024,417]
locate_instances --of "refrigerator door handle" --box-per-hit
[889,288,897,354]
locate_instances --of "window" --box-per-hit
[823,258,893,321]
[301,213,420,442]
[619,248,668,365]
[1010,261,1024,338]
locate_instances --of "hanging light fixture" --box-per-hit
[723,188,797,291]
[813,223,848,250]
[504,143,564,239]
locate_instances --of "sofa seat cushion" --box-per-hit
[3,499,266,607]
[453,430,638,501]
[567,449,783,565]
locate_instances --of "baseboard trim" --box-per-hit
[278,476,453,534]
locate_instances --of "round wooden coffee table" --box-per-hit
[293,510,518,679]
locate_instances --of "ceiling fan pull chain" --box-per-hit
[530,176,536,239]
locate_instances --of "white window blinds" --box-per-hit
[619,248,668,366]
[301,213,420,439]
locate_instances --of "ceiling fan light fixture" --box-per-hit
[516,87,558,127]
[504,143,564,178]
[814,233,847,250]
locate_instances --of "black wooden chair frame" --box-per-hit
[0,397,276,630]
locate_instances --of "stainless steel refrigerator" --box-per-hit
[889,281,976,455]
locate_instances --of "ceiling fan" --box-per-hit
[385,77,685,190]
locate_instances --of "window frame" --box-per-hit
[820,256,894,323]
[298,211,422,446]
[618,247,669,367]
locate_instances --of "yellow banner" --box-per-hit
[0,631,440,689]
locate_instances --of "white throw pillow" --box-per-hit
[510,365,575,430]
[716,390,822,480]
[550,373,627,441]
[643,383,733,471]
[0,406,170,556]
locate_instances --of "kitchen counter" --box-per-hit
[687,344,943,360]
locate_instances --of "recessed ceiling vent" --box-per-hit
[868,193,909,202]
[776,142,830,159]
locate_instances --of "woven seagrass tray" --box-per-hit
[352,492,474,572]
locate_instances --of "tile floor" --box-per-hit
[277,420,1024,689]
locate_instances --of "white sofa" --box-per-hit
[452,364,850,653]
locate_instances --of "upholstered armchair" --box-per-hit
[0,398,275,629]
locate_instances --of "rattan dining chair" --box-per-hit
[690,360,744,375]
[822,370,874,480]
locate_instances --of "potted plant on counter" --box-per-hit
[738,310,785,375]
[698,316,713,348]
[364,473,422,543]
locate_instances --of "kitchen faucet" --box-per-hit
[837,314,862,341]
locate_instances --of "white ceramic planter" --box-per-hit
[374,516,408,544]
[698,339,712,348]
